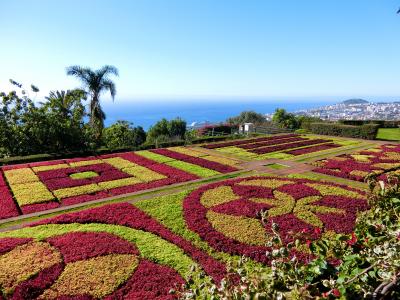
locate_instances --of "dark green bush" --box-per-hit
[309,123,379,139]
[102,120,146,149]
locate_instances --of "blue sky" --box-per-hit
[0,0,399,103]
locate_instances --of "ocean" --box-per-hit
[102,98,337,130]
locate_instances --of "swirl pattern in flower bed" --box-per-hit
[0,202,230,299]
[183,176,368,263]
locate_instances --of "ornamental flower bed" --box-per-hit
[183,176,368,264]
[283,143,340,156]
[0,150,239,220]
[312,144,400,182]
[0,175,369,299]
[150,148,238,173]
[0,202,227,299]
[250,139,333,154]
[237,136,307,150]
[201,134,300,149]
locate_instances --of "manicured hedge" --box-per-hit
[309,123,379,140]
[339,119,400,128]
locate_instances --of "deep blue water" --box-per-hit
[102,99,335,130]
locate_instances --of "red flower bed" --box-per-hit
[183,176,368,264]
[0,237,32,254]
[0,186,20,219]
[105,260,185,300]
[150,149,238,173]
[250,139,332,154]
[47,232,138,263]
[238,136,307,150]
[40,164,130,190]
[12,263,64,300]
[20,201,60,214]
[283,143,340,156]
[201,134,300,149]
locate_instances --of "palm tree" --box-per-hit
[44,89,86,119]
[66,65,119,139]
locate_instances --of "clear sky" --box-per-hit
[1,0,399,103]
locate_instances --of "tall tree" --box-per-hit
[66,65,118,140]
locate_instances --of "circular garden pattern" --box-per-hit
[184,176,369,263]
[0,231,185,299]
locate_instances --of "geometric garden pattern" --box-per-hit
[0,149,239,220]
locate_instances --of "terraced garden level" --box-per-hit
[0,149,240,220]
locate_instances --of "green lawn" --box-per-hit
[266,163,288,170]
[377,128,400,141]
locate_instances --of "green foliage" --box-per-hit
[297,115,322,130]
[272,108,299,129]
[102,120,146,149]
[226,111,265,125]
[180,175,400,299]
[0,87,91,157]
[309,123,379,140]
[226,110,265,125]
[146,118,187,145]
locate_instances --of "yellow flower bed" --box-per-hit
[40,254,138,299]
[201,155,240,166]
[53,184,103,199]
[98,177,143,190]
[4,168,39,184]
[168,147,206,157]
[11,182,55,206]
[122,166,166,182]
[32,164,70,173]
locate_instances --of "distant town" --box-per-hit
[266,99,400,121]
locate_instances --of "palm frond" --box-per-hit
[97,65,119,78]
[102,79,117,101]
[66,65,91,84]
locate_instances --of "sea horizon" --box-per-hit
[103,96,400,130]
